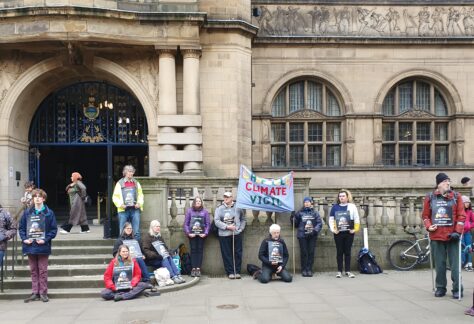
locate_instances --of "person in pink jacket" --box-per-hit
[462,196,474,271]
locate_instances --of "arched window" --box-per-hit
[381,79,450,166]
[270,79,343,168]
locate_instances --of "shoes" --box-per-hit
[191,269,196,277]
[40,294,49,302]
[336,272,342,278]
[172,276,184,284]
[24,293,40,303]
[149,277,157,287]
[178,275,186,283]
[228,274,235,279]
[465,266,473,272]
[79,230,90,234]
[59,229,69,234]
[302,270,308,277]
[252,269,262,279]
[307,271,313,277]
[195,269,201,277]
[464,307,474,316]
[114,294,123,302]
[434,289,446,297]
[452,291,463,299]
[346,272,355,278]
[235,274,241,279]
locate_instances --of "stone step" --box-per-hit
[4,254,111,266]
[2,264,107,277]
[9,238,115,247]
[10,245,113,256]
[0,276,200,299]
[1,275,104,290]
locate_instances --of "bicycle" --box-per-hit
[388,231,431,270]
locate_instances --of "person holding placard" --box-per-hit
[329,189,360,278]
[142,220,185,284]
[183,197,210,277]
[291,197,322,277]
[112,165,144,240]
[19,189,57,303]
[256,224,292,284]
[113,222,149,283]
[422,173,465,299]
[101,244,148,302]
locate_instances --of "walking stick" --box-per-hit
[292,218,295,275]
[232,231,236,277]
[459,233,463,301]
[428,236,435,293]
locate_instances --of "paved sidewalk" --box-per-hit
[0,270,473,324]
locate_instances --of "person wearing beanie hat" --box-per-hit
[461,196,474,272]
[422,172,466,299]
[290,197,322,277]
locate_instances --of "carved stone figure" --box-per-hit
[320,7,330,34]
[308,6,322,34]
[287,6,307,35]
[67,42,83,65]
[417,7,430,36]
[403,9,418,35]
[462,7,474,36]
[357,8,373,34]
[337,7,351,35]
[386,8,401,34]
[447,7,462,36]
[0,54,23,105]
[370,11,389,35]
[431,8,445,36]
[274,6,288,36]
[258,6,274,35]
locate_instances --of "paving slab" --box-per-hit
[0,270,473,323]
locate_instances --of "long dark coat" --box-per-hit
[67,180,88,226]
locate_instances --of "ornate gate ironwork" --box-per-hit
[29,81,148,145]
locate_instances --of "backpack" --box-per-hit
[210,221,219,237]
[358,248,382,274]
[246,263,262,279]
[178,243,192,275]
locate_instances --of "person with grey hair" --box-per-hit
[112,165,144,240]
[256,223,292,283]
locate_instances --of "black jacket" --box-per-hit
[291,207,322,239]
[258,235,289,269]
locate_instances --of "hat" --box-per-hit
[223,191,233,197]
[436,173,450,185]
[461,177,471,185]
[303,196,313,203]
[462,195,471,204]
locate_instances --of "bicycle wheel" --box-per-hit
[388,240,420,270]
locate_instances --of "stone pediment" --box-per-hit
[252,3,474,39]
[397,109,434,118]
[285,109,327,119]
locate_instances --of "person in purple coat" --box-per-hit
[183,197,210,277]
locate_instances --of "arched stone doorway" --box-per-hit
[0,56,157,237]
[29,81,149,234]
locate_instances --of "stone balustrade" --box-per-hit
[138,176,472,274]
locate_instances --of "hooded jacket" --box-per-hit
[291,207,322,239]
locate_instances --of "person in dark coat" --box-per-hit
[19,189,57,303]
[256,224,292,284]
[291,196,322,277]
[0,205,16,267]
[60,172,89,234]
[113,222,149,283]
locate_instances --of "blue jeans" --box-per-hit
[162,257,180,278]
[0,250,4,267]
[135,257,149,282]
[462,232,473,266]
[118,208,141,240]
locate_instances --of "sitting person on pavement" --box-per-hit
[101,244,148,302]
[113,222,150,283]
[142,220,185,284]
[256,223,292,284]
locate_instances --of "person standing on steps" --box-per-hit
[422,172,466,299]
[19,189,57,303]
[60,172,90,234]
[113,165,144,240]
[0,205,16,270]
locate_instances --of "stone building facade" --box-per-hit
[0,0,473,220]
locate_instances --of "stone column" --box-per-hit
[182,48,202,174]
[158,49,178,174]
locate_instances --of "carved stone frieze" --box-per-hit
[0,52,25,106]
[285,109,326,119]
[253,5,474,38]
[397,109,434,118]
